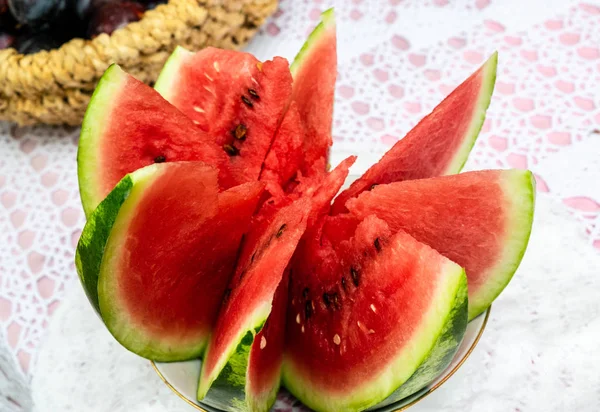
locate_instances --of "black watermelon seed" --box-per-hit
[370,184,378,190]
[350,267,360,287]
[248,88,260,100]
[154,155,166,163]
[233,124,247,140]
[303,287,310,299]
[250,252,256,263]
[238,268,247,281]
[322,293,331,307]
[374,237,382,252]
[341,277,347,291]
[241,95,254,108]
[223,288,231,302]
[332,292,341,310]
[305,300,313,319]
[223,144,240,156]
[276,224,287,238]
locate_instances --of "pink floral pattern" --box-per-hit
[0,1,598,408]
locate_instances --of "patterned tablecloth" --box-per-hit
[1,0,599,411]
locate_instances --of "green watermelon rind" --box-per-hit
[467,169,535,320]
[75,174,135,313]
[246,370,280,412]
[96,164,210,362]
[197,322,265,412]
[443,52,498,175]
[289,8,335,77]
[282,262,467,412]
[197,303,272,403]
[153,46,194,100]
[77,64,128,218]
[369,271,468,408]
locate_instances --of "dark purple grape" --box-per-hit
[143,0,166,10]
[72,0,113,20]
[87,1,143,38]
[0,30,15,49]
[13,30,62,53]
[8,0,67,27]
[0,0,17,30]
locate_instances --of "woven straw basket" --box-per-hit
[0,0,278,126]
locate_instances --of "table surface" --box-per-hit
[1,0,599,410]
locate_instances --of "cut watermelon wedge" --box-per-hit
[284,215,467,412]
[77,65,232,217]
[331,52,498,214]
[291,8,337,175]
[197,198,310,410]
[347,169,535,320]
[246,270,289,412]
[78,162,263,361]
[154,47,293,185]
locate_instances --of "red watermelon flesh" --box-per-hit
[283,215,466,411]
[347,169,535,320]
[293,156,356,228]
[154,47,293,184]
[260,101,305,192]
[77,65,233,217]
[331,52,498,215]
[321,213,360,248]
[98,162,264,361]
[197,198,311,406]
[290,8,337,175]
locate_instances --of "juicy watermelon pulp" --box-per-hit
[154,47,293,186]
[331,52,498,214]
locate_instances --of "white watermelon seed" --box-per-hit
[193,120,200,125]
[203,86,215,96]
[333,334,341,345]
[193,106,205,113]
[213,61,220,72]
[296,313,301,324]
[370,304,377,313]
[301,325,305,333]
[260,336,267,349]
[204,73,213,81]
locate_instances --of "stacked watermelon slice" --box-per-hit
[75,8,535,412]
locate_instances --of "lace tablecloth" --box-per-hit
[1,0,600,410]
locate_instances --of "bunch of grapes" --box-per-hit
[0,0,166,54]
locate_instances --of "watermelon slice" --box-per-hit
[197,198,310,411]
[246,270,290,411]
[290,8,337,175]
[331,52,498,214]
[283,215,467,412]
[347,169,535,320]
[77,65,233,218]
[78,162,263,361]
[154,47,293,185]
